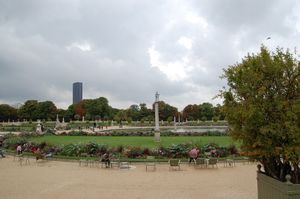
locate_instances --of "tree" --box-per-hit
[0,104,18,121]
[74,101,85,118]
[66,104,75,120]
[222,46,300,183]
[213,104,225,120]
[36,101,57,121]
[199,103,214,121]
[114,110,127,124]
[182,104,201,120]
[18,100,57,121]
[18,100,39,120]
[82,97,112,120]
[57,109,70,121]
[154,101,178,121]
[139,103,152,120]
[126,104,140,121]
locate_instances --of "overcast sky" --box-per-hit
[0,0,300,110]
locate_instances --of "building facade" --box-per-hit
[73,82,83,104]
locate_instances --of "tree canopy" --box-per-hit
[0,104,18,121]
[18,100,57,121]
[222,46,300,183]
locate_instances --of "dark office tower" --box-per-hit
[73,82,83,104]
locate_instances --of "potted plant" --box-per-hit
[221,46,300,198]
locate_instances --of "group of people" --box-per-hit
[14,144,52,160]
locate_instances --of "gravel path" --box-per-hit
[0,157,257,199]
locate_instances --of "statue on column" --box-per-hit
[36,120,43,134]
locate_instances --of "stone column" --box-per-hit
[155,92,159,131]
[154,92,160,142]
[174,116,177,130]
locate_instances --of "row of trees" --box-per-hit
[0,100,57,121]
[0,98,224,123]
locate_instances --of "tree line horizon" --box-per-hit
[0,97,225,123]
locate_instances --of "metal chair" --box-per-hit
[145,156,156,171]
[208,158,218,168]
[194,158,207,168]
[169,159,181,171]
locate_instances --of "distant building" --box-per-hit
[73,82,83,104]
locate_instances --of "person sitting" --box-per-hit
[34,148,44,161]
[0,141,5,158]
[44,153,52,159]
[101,152,111,168]
[0,149,5,158]
[188,148,200,164]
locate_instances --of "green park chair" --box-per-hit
[145,156,156,171]
[169,159,181,171]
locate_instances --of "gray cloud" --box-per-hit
[0,0,299,110]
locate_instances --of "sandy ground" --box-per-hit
[0,157,257,199]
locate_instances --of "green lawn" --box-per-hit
[29,135,238,148]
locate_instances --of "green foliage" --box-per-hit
[114,110,127,123]
[84,142,107,155]
[67,131,88,136]
[156,101,178,121]
[83,97,112,120]
[212,116,219,122]
[222,46,300,183]
[0,104,18,122]
[200,103,214,121]
[125,147,144,158]
[182,103,218,121]
[18,100,57,121]
[167,143,190,158]
[18,100,39,120]
[2,136,28,150]
[60,143,82,156]
[36,101,57,121]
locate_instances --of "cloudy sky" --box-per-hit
[0,0,300,110]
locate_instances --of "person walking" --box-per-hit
[16,144,22,155]
[188,148,199,164]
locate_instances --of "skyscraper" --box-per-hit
[73,82,83,104]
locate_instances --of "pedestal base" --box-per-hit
[154,132,160,142]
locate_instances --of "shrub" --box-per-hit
[85,142,100,155]
[3,136,28,150]
[167,143,190,158]
[227,145,238,155]
[67,131,88,136]
[125,147,144,158]
[60,144,82,156]
[143,148,152,156]
[44,128,55,135]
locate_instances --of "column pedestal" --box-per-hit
[154,132,160,142]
